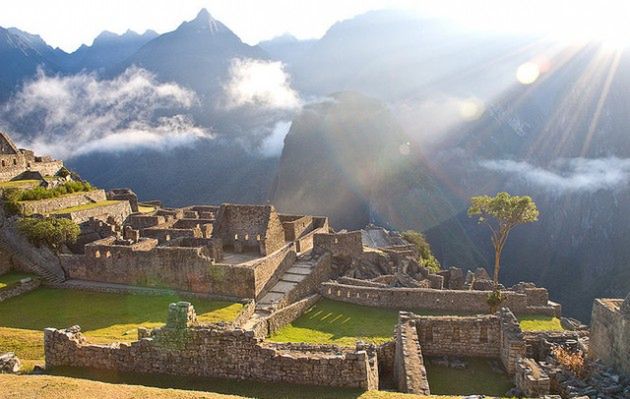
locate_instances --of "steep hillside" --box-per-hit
[271,92,458,230]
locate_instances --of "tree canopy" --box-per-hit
[468,192,539,289]
[17,217,80,253]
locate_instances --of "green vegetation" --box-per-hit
[0,288,243,363]
[424,357,513,396]
[401,230,441,272]
[468,192,539,290]
[0,179,40,189]
[270,299,471,346]
[518,315,563,331]
[17,217,80,252]
[0,272,34,289]
[18,180,93,201]
[49,200,120,214]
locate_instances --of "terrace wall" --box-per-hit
[0,277,40,302]
[319,282,557,316]
[60,241,255,299]
[45,322,379,389]
[54,200,131,224]
[18,190,107,215]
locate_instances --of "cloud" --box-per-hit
[1,67,211,158]
[223,58,301,110]
[480,158,630,192]
[259,120,292,157]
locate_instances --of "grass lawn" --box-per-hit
[270,299,563,345]
[48,200,121,214]
[0,288,243,363]
[0,179,40,189]
[138,205,155,213]
[0,374,447,399]
[269,299,473,346]
[0,272,34,289]
[424,357,513,396]
[518,314,563,331]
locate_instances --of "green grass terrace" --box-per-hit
[0,288,243,369]
[270,298,563,346]
[48,200,121,214]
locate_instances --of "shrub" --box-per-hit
[2,188,22,215]
[401,230,442,273]
[487,290,504,313]
[17,181,93,202]
[17,217,80,252]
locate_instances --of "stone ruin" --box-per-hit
[0,132,64,183]
[0,352,21,374]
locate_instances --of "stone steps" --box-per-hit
[256,259,315,313]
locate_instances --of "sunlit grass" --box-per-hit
[138,205,155,213]
[0,288,243,363]
[0,180,40,189]
[48,200,121,214]
[518,315,563,331]
[0,272,34,289]
[269,299,472,346]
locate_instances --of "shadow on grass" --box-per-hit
[424,357,514,396]
[270,299,476,345]
[49,366,365,399]
[0,288,241,335]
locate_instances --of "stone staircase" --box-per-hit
[241,254,320,330]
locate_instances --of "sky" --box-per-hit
[1,0,629,52]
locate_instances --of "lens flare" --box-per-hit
[516,62,540,85]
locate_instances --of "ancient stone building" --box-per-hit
[590,294,630,377]
[0,132,63,182]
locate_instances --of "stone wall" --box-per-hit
[499,308,527,375]
[251,244,297,298]
[45,304,379,390]
[282,216,313,241]
[394,313,430,395]
[0,247,12,275]
[61,240,256,299]
[18,190,107,215]
[514,357,550,396]
[254,294,322,337]
[590,298,630,377]
[314,231,363,258]
[54,200,131,224]
[414,313,501,358]
[319,282,556,315]
[0,277,40,302]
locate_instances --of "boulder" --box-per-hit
[0,352,21,373]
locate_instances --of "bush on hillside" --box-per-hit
[17,217,80,252]
[401,230,441,273]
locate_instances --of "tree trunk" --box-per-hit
[493,248,501,289]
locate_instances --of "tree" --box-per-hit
[17,217,80,253]
[467,192,539,290]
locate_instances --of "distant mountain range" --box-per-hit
[1,8,629,320]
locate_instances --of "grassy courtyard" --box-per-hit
[270,299,563,346]
[424,357,513,396]
[48,200,121,214]
[0,288,243,364]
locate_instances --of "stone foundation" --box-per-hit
[44,303,379,390]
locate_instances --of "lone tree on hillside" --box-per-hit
[467,192,539,291]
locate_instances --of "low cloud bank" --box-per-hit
[1,67,211,158]
[481,158,630,192]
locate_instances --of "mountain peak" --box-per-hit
[187,8,223,34]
